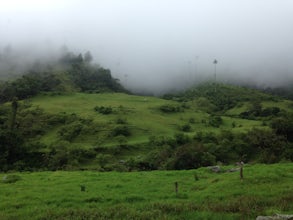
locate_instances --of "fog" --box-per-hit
[1,0,293,94]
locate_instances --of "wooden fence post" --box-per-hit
[175,182,178,196]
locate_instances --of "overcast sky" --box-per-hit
[1,0,293,93]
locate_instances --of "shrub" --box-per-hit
[174,133,191,145]
[181,124,192,132]
[159,104,182,113]
[208,115,222,128]
[260,107,280,117]
[149,135,173,146]
[94,106,113,114]
[171,143,216,170]
[112,125,131,137]
[116,118,127,124]
[58,122,83,141]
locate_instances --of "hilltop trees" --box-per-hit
[0,50,126,103]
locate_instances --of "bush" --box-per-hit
[171,143,216,170]
[159,104,182,113]
[181,124,192,132]
[116,118,127,124]
[112,125,131,137]
[58,122,83,141]
[174,133,191,145]
[94,106,113,114]
[208,115,222,128]
[260,107,280,117]
[149,135,173,147]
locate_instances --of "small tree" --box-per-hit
[84,51,93,63]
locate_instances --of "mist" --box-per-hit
[1,0,293,94]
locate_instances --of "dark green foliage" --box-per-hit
[174,133,191,145]
[282,142,293,161]
[159,104,182,113]
[260,107,280,117]
[181,123,192,132]
[112,125,131,137]
[94,106,113,114]
[17,106,49,137]
[0,129,24,170]
[208,115,222,127]
[271,113,293,142]
[245,128,286,163]
[58,122,83,142]
[240,102,280,119]
[0,50,126,103]
[195,97,217,113]
[250,100,262,116]
[116,118,127,124]
[166,82,274,112]
[138,146,173,170]
[96,154,115,170]
[149,135,173,147]
[45,143,97,170]
[10,98,18,131]
[263,84,293,100]
[170,143,216,170]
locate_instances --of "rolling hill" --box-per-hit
[1,82,292,171]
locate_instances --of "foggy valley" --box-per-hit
[1,0,293,95]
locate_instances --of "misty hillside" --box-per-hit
[0,49,126,103]
[1,80,292,171]
[0,48,292,172]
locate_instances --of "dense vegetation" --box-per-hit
[0,82,292,172]
[0,50,126,103]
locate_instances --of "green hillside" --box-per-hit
[30,92,266,146]
[1,82,293,171]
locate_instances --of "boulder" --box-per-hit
[256,214,293,220]
[208,166,221,173]
[227,168,240,172]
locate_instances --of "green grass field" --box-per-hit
[28,92,268,148]
[1,163,292,219]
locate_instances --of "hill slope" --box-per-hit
[1,83,292,171]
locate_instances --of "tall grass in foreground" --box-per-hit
[0,163,292,219]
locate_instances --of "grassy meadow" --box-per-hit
[1,163,293,219]
[28,92,267,148]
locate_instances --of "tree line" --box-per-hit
[0,50,126,103]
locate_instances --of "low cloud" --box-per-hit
[1,0,292,94]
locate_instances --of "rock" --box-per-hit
[2,175,21,183]
[208,166,221,173]
[256,214,293,220]
[227,168,240,172]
